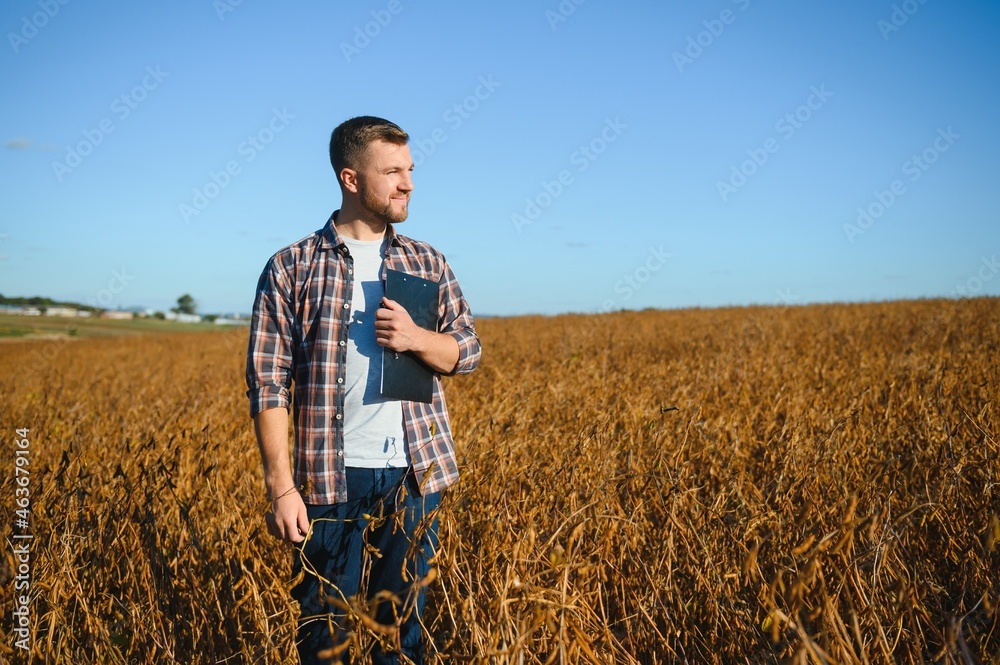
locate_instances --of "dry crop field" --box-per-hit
[1,297,998,664]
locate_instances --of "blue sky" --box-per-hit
[2,0,998,316]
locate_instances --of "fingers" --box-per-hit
[287,523,305,543]
[375,302,404,329]
[296,505,310,543]
[268,511,305,543]
[374,300,420,352]
[268,494,309,544]
[377,298,411,325]
[374,309,397,338]
[375,300,396,324]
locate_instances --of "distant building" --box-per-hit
[0,305,41,316]
[214,317,249,326]
[46,307,84,317]
[164,311,202,323]
[101,311,133,320]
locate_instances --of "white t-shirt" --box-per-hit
[340,233,407,468]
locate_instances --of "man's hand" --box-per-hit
[375,297,428,353]
[375,297,460,374]
[266,490,309,543]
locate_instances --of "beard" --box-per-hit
[359,184,408,225]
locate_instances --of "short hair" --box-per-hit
[329,116,409,177]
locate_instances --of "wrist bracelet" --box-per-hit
[268,486,298,502]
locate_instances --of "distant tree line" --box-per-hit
[1,293,225,321]
[0,294,99,313]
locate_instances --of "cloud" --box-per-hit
[4,138,57,152]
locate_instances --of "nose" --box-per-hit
[399,170,414,192]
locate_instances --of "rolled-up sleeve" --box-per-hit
[437,260,481,376]
[245,257,295,417]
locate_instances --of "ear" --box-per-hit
[339,167,359,194]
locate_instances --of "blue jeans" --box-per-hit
[292,467,441,665]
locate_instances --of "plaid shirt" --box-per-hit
[245,212,481,504]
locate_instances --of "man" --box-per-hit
[245,116,481,664]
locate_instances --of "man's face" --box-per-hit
[354,140,414,225]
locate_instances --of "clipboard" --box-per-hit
[380,268,439,403]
